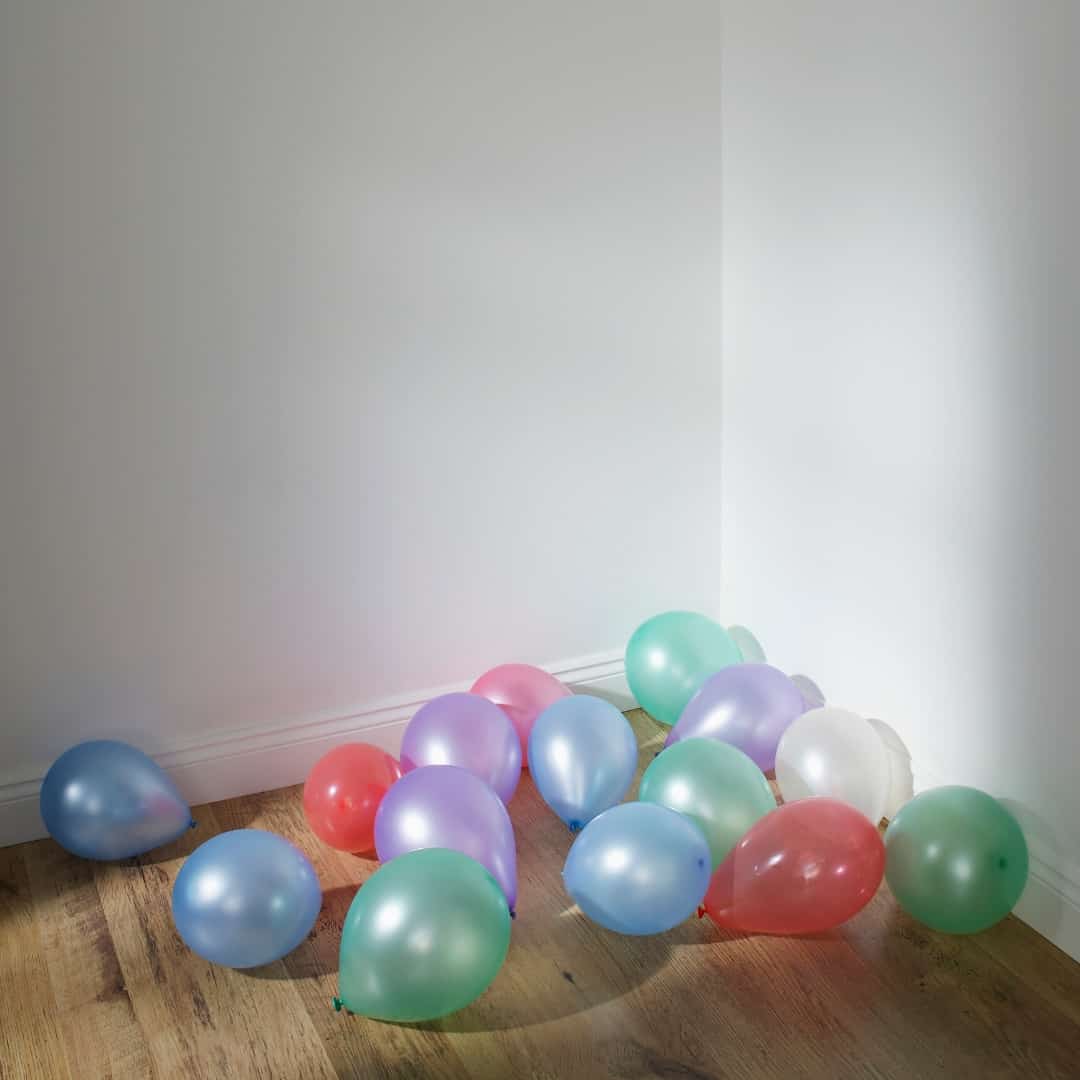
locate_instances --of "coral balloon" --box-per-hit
[775,707,891,824]
[374,765,517,912]
[400,692,521,804]
[40,740,193,860]
[470,663,571,758]
[625,611,742,725]
[336,848,511,1021]
[702,798,885,935]
[884,786,1028,934]
[303,743,402,853]
[639,738,776,869]
[664,663,805,772]
[528,695,638,830]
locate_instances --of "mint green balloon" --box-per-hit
[638,738,776,868]
[335,848,511,1021]
[884,786,1028,934]
[625,612,741,725]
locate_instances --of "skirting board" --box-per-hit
[0,650,633,851]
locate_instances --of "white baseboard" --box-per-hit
[0,650,633,850]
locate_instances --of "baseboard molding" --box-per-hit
[912,763,1080,962]
[0,650,634,850]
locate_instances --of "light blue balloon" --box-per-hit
[172,829,321,968]
[39,739,193,860]
[528,695,639,830]
[562,802,710,935]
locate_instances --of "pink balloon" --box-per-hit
[470,664,571,761]
[400,692,522,804]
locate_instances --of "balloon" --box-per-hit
[527,695,638,830]
[39,739,193,860]
[639,738,776,869]
[470,663,571,758]
[790,673,826,711]
[172,829,321,968]
[625,612,742,725]
[336,848,511,1021]
[884,786,1028,934]
[400,692,521,804]
[866,717,914,819]
[562,802,710,935]
[728,624,766,663]
[775,707,891,824]
[303,743,402,853]
[664,663,804,772]
[374,765,517,912]
[702,798,885,934]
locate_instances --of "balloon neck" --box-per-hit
[568,821,582,833]
[332,997,344,1012]
[509,908,516,920]
[189,819,197,831]
[696,906,706,919]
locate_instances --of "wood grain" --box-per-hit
[2,709,1078,1079]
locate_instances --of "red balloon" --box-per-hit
[701,797,884,934]
[303,744,402,853]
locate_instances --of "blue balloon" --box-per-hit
[172,829,322,968]
[563,802,710,935]
[528,695,639,830]
[39,739,193,860]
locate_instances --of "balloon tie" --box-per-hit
[509,908,516,920]
[189,819,197,831]
[332,997,343,1012]
[696,906,706,919]
[568,821,582,833]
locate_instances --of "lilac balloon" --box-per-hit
[400,692,522,805]
[664,663,805,772]
[374,765,517,913]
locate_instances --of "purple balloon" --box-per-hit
[400,692,522,805]
[374,765,517,912]
[664,663,805,772]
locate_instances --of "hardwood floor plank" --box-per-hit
[0,847,71,1080]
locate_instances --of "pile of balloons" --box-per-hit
[37,614,1030,1026]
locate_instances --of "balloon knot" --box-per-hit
[332,997,343,1012]
[568,821,582,833]
[189,819,197,831]
[696,906,706,919]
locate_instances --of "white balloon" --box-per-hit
[865,717,914,820]
[728,625,766,663]
[789,673,826,711]
[775,707,890,824]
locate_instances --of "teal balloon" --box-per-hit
[625,612,741,725]
[884,786,1029,934]
[639,738,776,869]
[336,848,511,1021]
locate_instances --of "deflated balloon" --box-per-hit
[625,612,741,725]
[40,740,193,860]
[336,848,511,1021]
[528,695,638,830]
[701,798,885,935]
[563,802,710,935]
[172,829,322,968]
[664,663,804,772]
[884,785,1028,934]
[375,765,517,911]
[639,738,776,869]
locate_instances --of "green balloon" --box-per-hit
[625,612,742,725]
[884,786,1028,934]
[638,738,776,869]
[335,848,511,1021]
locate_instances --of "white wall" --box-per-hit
[0,1,725,836]
[721,1,1080,956]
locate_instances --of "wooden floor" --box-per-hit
[2,710,1079,1080]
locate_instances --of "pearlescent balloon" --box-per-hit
[866,717,914,820]
[374,765,517,911]
[790,673,826,711]
[775,707,891,824]
[172,829,321,968]
[625,612,742,725]
[470,663,572,759]
[527,695,638,830]
[336,848,511,1021]
[639,738,776,869]
[562,802,710,935]
[884,786,1028,934]
[400,692,522,804]
[728,625,766,663]
[40,740,193,860]
[664,663,804,772]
